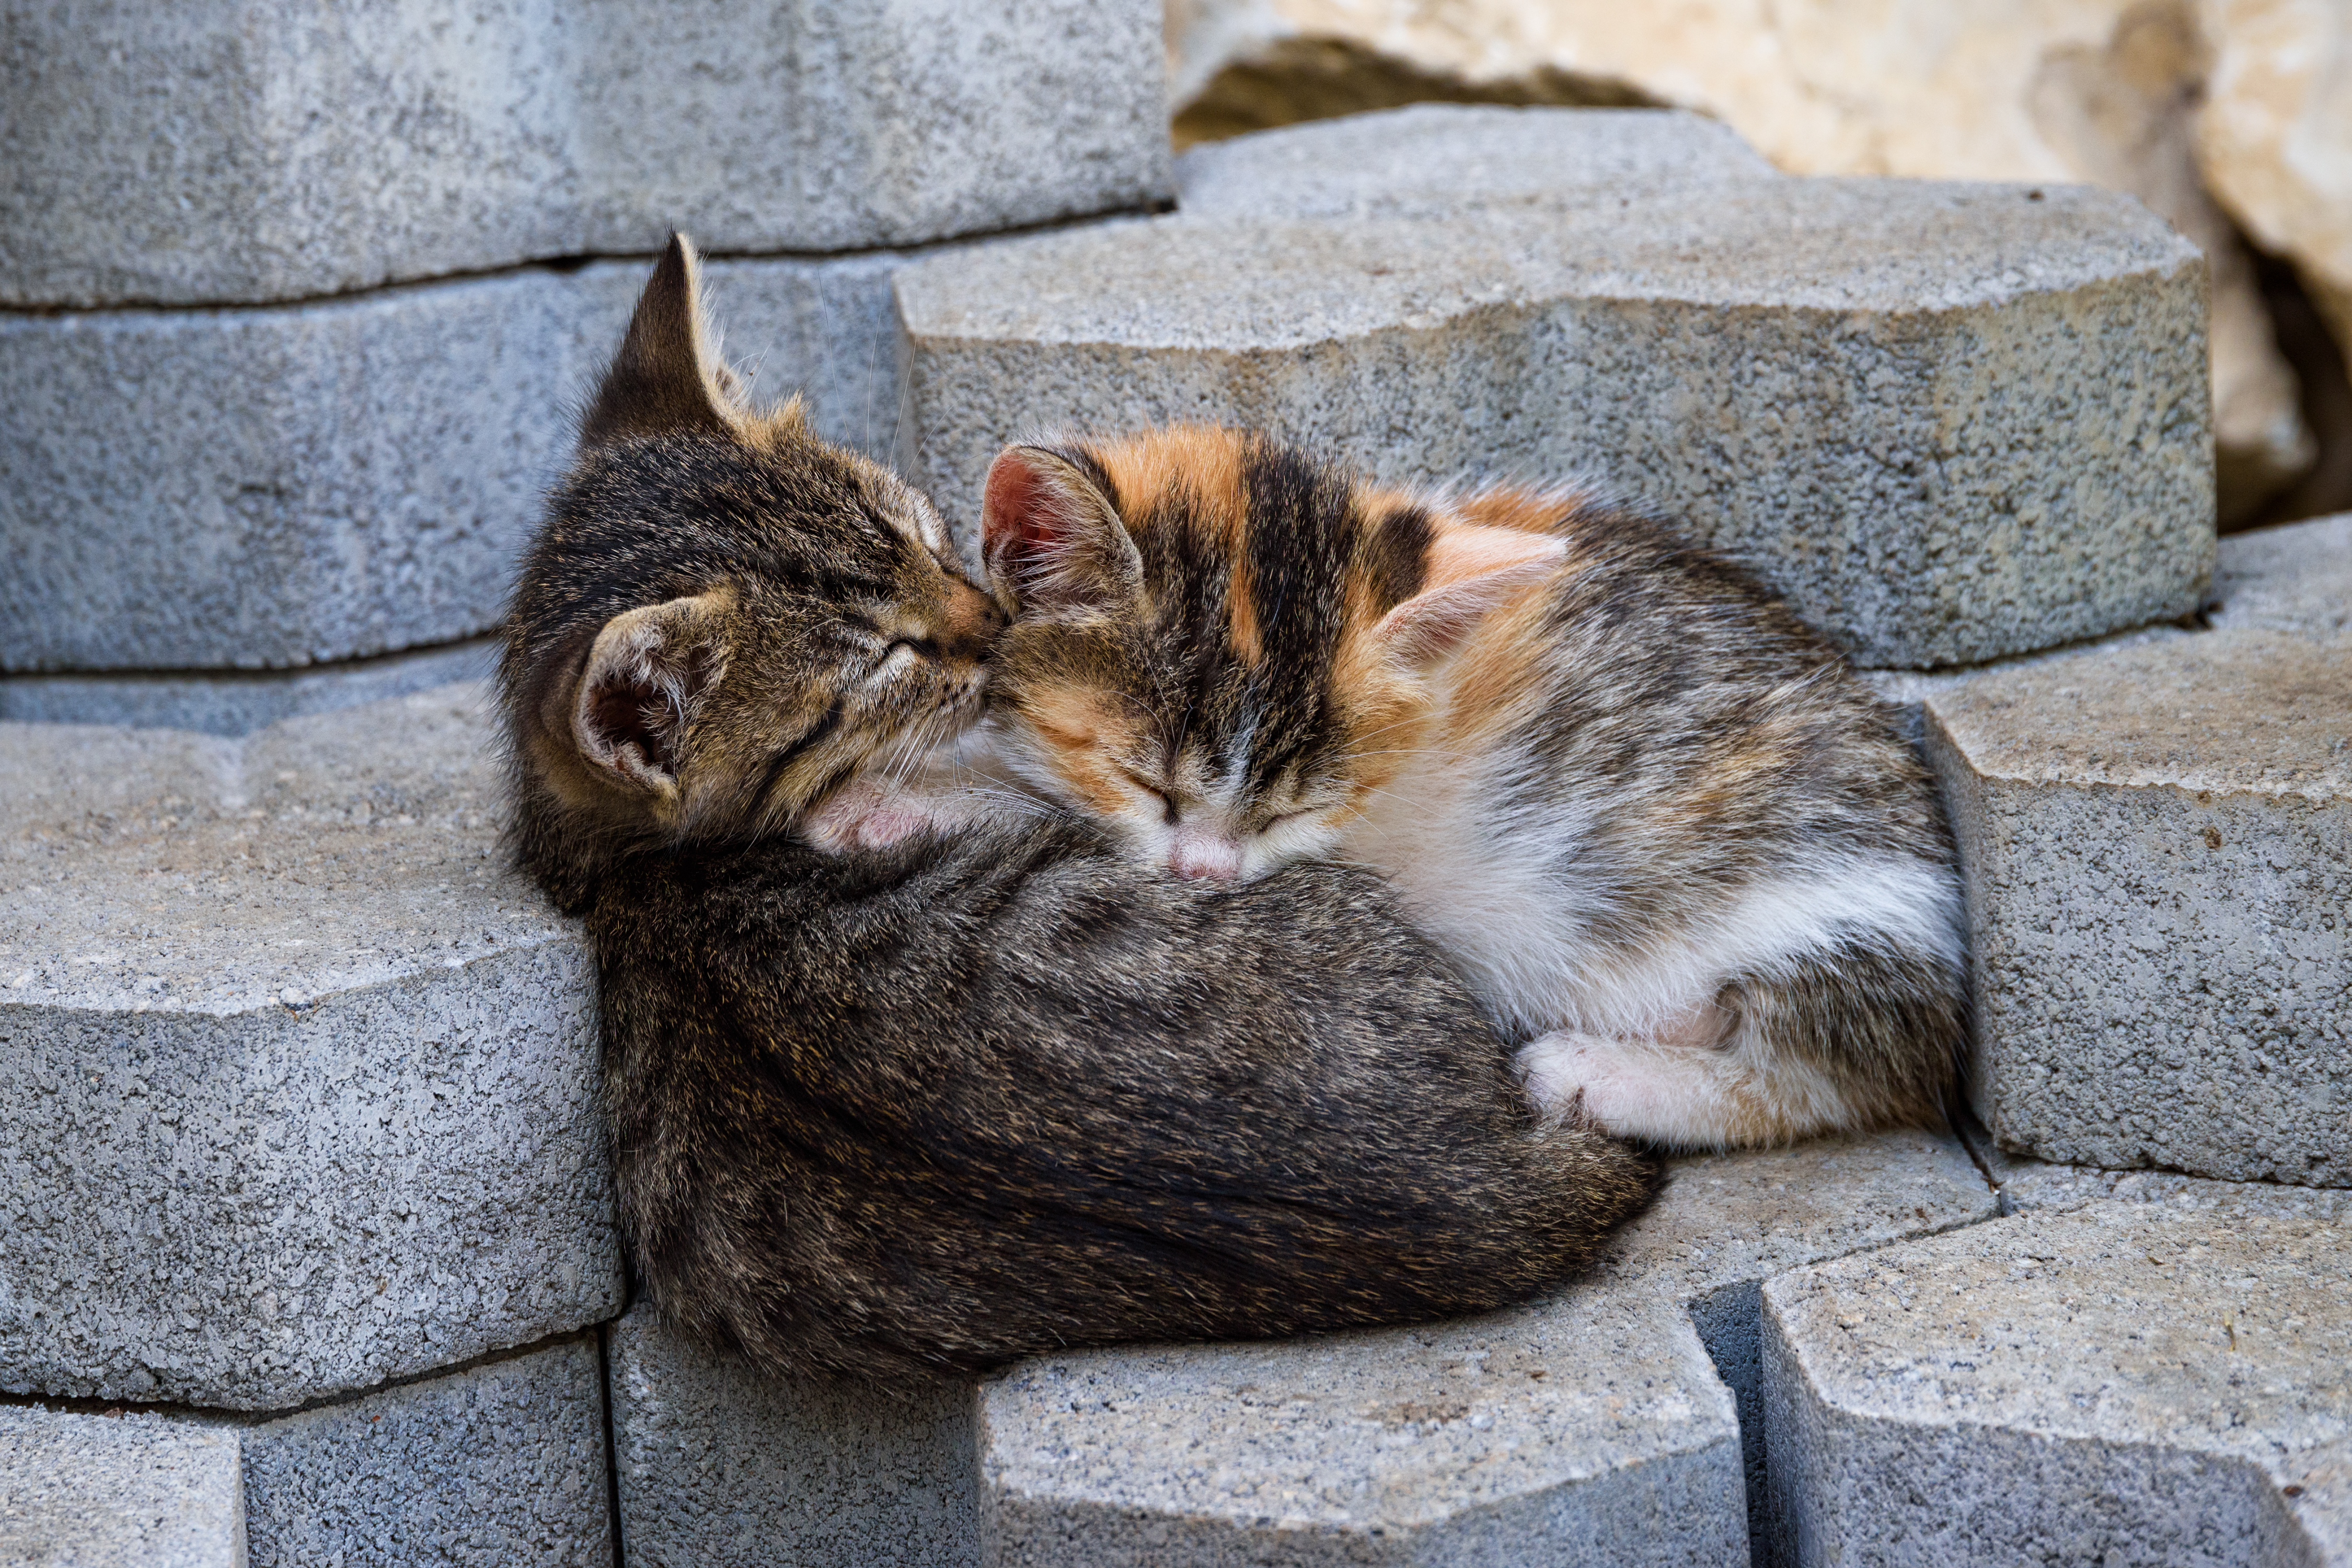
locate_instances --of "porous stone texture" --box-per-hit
[895,177,2210,668]
[238,1336,611,1568]
[1172,103,1777,219]
[0,1406,245,1568]
[2,0,1170,308]
[1927,630,2352,1185]
[1975,1136,2352,1223]
[1762,1202,2351,1565]
[0,683,620,1409]
[2208,511,2352,638]
[1,248,979,673]
[0,638,498,736]
[975,1131,1993,1565]
[607,1307,978,1567]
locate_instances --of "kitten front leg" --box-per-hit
[1514,1016,1861,1151]
[801,778,960,852]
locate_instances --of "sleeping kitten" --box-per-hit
[976,428,1968,1151]
[500,237,1662,1383]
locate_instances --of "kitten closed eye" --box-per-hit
[978,425,1968,1153]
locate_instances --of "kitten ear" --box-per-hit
[981,445,1143,615]
[567,593,731,795]
[578,233,744,451]
[1373,524,1567,667]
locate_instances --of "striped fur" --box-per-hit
[498,241,1665,1382]
[982,428,1968,1149]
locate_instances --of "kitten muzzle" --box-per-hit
[1168,828,1242,884]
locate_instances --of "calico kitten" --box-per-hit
[977,428,1968,1151]
[499,238,1662,1383]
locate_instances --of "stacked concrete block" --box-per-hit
[0,1406,246,1567]
[606,1309,978,1568]
[895,113,2211,668]
[605,1132,1992,1564]
[1925,624,2350,1186]
[1,683,620,1407]
[1,0,1171,713]
[1762,1203,2350,1566]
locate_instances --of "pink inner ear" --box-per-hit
[1376,524,1567,666]
[982,451,1057,575]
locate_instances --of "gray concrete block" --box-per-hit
[239,1336,611,1568]
[1974,1136,2352,1223]
[0,639,497,736]
[1,246,988,673]
[1173,105,1777,220]
[895,178,2211,668]
[1926,631,2352,1185]
[1761,1202,2350,1565]
[0,1407,244,1567]
[2209,511,2352,637]
[975,1131,1994,1565]
[0,683,621,1409]
[607,1307,978,1568]
[3,0,1170,308]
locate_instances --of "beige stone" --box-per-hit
[2194,0,2352,360]
[1168,0,2322,519]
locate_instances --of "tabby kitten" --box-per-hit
[500,238,1662,1383]
[978,428,1968,1151]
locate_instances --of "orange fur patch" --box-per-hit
[1091,427,1264,664]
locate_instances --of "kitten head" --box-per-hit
[980,428,1562,883]
[502,234,1004,907]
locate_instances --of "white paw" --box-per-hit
[802,783,938,854]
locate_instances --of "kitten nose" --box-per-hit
[1169,833,1241,884]
[943,580,1008,659]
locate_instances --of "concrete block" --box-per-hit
[0,683,621,1409]
[0,639,497,736]
[0,1407,244,1567]
[2209,511,2352,637]
[0,247,977,673]
[975,1131,1994,1566]
[239,1336,611,1568]
[607,1307,978,1568]
[1973,1136,2352,1223]
[3,0,1170,308]
[1762,1202,2350,1566]
[1173,105,1777,220]
[1926,631,2352,1185]
[895,178,2211,668]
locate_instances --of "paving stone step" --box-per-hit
[0,1335,608,1568]
[0,246,1008,674]
[3,0,1168,308]
[0,638,497,736]
[606,1131,1996,1566]
[1925,621,2350,1186]
[0,682,620,1410]
[1971,1132,2352,1223]
[1762,1201,2350,1566]
[1172,103,1778,220]
[0,1405,245,1568]
[893,168,2209,670]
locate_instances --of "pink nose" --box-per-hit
[1169,834,1241,884]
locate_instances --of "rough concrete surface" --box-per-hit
[896,178,2210,668]
[0,244,993,673]
[0,1407,244,1568]
[1974,1136,2352,1224]
[1173,104,1776,220]
[0,639,498,735]
[607,1307,978,1568]
[2209,511,2352,638]
[239,1336,611,1568]
[1762,1202,2351,1566]
[0,683,620,1408]
[2,0,1170,307]
[1927,630,2351,1186]
[974,1131,1993,1566]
